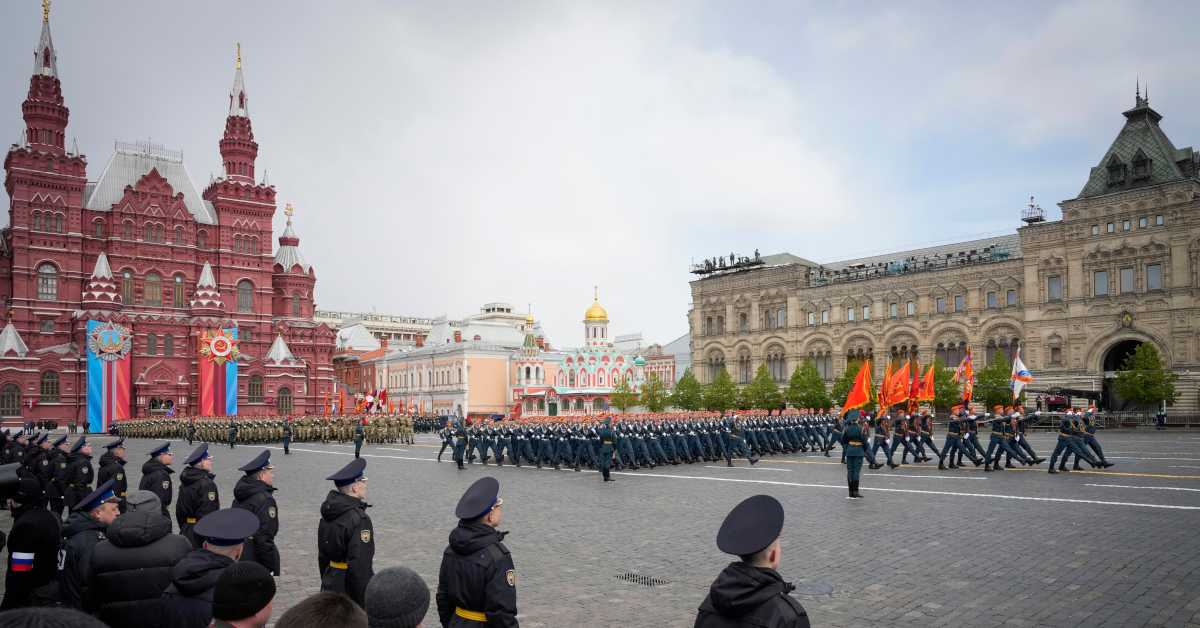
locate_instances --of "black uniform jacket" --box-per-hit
[161,548,235,628]
[695,562,810,628]
[96,453,128,498]
[317,490,375,606]
[63,452,94,511]
[58,511,108,610]
[89,507,191,624]
[176,467,220,546]
[436,521,518,628]
[0,503,61,610]
[232,475,280,575]
[138,459,175,518]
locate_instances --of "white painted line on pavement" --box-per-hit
[1084,483,1200,493]
[378,448,411,452]
[867,474,987,480]
[703,465,790,472]
[1107,456,1200,461]
[1168,465,1200,469]
[614,471,1200,511]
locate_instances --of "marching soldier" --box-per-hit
[694,495,810,627]
[436,477,518,627]
[233,450,281,575]
[177,443,220,547]
[318,458,375,606]
[138,442,175,523]
[598,418,616,482]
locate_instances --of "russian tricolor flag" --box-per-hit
[1011,348,1033,400]
[12,552,35,572]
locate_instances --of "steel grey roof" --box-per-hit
[1078,99,1198,199]
[819,234,1021,270]
[85,142,216,224]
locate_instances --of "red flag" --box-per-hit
[909,361,922,401]
[919,365,936,402]
[841,360,873,416]
[878,361,893,410]
[888,361,911,406]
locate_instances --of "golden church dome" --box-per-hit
[584,287,608,322]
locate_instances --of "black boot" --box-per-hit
[1048,468,1058,474]
[984,464,992,472]
[938,461,946,470]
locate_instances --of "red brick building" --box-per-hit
[0,12,335,425]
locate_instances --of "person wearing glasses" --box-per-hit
[317,457,375,607]
[436,476,518,627]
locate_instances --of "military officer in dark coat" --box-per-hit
[138,442,175,523]
[597,418,616,482]
[282,418,293,455]
[436,476,518,627]
[47,434,70,519]
[1,475,61,610]
[695,495,810,628]
[63,437,95,513]
[96,437,128,510]
[232,450,280,575]
[840,410,868,499]
[317,458,374,606]
[177,443,220,547]
[58,479,122,610]
[354,420,366,458]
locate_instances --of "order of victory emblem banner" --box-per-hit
[199,328,239,416]
[86,321,132,433]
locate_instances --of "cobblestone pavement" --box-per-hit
[5,430,1200,627]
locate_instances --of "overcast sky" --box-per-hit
[3,1,1199,347]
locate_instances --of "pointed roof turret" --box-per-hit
[1076,92,1199,199]
[265,333,299,365]
[81,253,122,310]
[189,261,225,313]
[34,0,58,78]
[0,321,30,358]
[274,203,311,274]
[229,42,248,117]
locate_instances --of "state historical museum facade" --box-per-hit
[0,12,335,426]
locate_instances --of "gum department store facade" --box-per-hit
[690,92,1200,411]
[0,11,335,425]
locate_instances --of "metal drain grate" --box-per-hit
[616,571,670,588]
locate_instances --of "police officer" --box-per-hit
[1,474,61,610]
[841,410,867,499]
[160,507,261,627]
[233,450,280,576]
[47,434,70,519]
[63,437,95,513]
[436,476,518,627]
[138,442,175,523]
[694,494,810,627]
[318,458,375,607]
[177,443,220,547]
[59,479,121,610]
[96,437,128,510]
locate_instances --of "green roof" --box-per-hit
[1077,97,1198,199]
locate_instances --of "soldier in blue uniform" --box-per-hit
[436,477,518,627]
[597,418,616,482]
[1081,407,1114,468]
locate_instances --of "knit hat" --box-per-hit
[125,490,161,514]
[365,567,431,628]
[213,561,276,621]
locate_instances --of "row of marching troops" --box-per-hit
[114,415,417,446]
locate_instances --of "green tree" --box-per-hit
[1113,343,1178,414]
[609,377,638,412]
[930,358,961,411]
[640,372,669,413]
[670,369,704,411]
[735,385,754,410]
[786,360,832,410]
[703,368,738,413]
[744,364,783,409]
[974,350,1013,409]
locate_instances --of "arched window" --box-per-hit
[277,387,293,413]
[144,272,162,306]
[123,221,134,240]
[164,334,174,356]
[291,294,301,317]
[93,219,104,238]
[568,370,576,386]
[237,280,254,313]
[0,383,20,416]
[173,275,185,308]
[175,226,184,245]
[146,333,158,355]
[36,263,57,300]
[248,375,264,403]
[40,371,59,403]
[121,271,134,304]
[32,211,42,232]
[196,230,208,249]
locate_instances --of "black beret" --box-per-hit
[716,495,784,556]
[455,476,501,520]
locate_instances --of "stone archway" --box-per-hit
[1101,339,1143,410]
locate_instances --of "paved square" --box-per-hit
[6,430,1200,627]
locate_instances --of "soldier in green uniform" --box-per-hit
[840,409,867,499]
